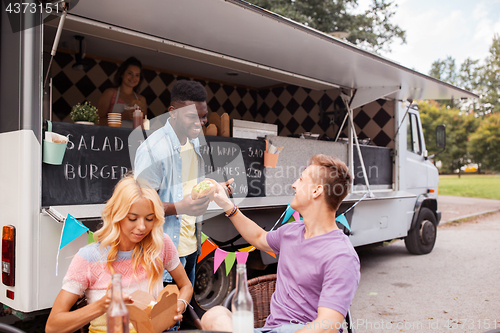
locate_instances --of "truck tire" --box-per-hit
[193,253,235,316]
[405,207,437,255]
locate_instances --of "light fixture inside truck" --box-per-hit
[2,226,15,287]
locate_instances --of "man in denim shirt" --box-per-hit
[134,80,232,286]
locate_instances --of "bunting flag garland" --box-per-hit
[214,248,228,274]
[55,193,368,276]
[335,214,351,232]
[56,214,90,276]
[88,231,95,244]
[197,238,218,263]
[59,214,89,249]
[201,232,209,244]
[203,194,369,274]
[224,252,236,276]
[235,251,249,264]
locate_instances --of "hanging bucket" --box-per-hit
[263,140,279,168]
[43,121,68,165]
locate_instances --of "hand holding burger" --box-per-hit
[191,179,217,200]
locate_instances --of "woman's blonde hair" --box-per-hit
[93,175,165,292]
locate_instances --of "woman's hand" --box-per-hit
[130,99,146,112]
[121,108,133,120]
[213,181,234,212]
[174,299,185,322]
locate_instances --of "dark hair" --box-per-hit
[309,154,352,211]
[170,80,207,105]
[113,57,144,93]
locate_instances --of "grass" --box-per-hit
[439,174,500,200]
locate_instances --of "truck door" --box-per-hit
[405,111,428,194]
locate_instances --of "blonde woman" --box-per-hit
[46,175,193,333]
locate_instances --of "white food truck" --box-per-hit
[0,0,477,319]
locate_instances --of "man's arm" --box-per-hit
[295,307,345,333]
[213,183,272,253]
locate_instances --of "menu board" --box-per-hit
[41,122,265,206]
[199,136,266,198]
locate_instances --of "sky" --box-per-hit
[356,0,500,75]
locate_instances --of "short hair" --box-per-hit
[309,154,352,211]
[170,80,207,105]
[114,56,144,93]
[94,174,164,292]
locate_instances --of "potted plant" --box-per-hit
[70,101,99,125]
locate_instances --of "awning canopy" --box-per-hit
[46,0,478,100]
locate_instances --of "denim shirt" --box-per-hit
[134,118,205,261]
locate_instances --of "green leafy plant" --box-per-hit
[70,101,99,123]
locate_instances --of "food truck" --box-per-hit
[0,0,478,318]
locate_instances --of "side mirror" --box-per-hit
[436,125,446,149]
[428,125,446,159]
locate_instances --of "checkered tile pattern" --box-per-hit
[51,52,256,123]
[256,86,395,148]
[51,52,394,148]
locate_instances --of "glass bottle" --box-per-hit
[107,274,130,333]
[231,264,254,333]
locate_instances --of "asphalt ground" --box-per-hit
[438,195,500,223]
[350,198,500,333]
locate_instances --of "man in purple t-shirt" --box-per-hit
[202,154,360,333]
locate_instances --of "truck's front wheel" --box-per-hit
[405,207,437,255]
[193,253,235,316]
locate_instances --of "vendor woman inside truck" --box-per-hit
[97,56,147,128]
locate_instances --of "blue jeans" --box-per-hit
[180,251,197,287]
[254,324,305,333]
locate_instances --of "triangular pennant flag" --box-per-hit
[264,251,277,259]
[201,232,209,244]
[335,213,351,232]
[235,251,249,265]
[214,248,228,274]
[88,231,95,244]
[197,239,218,263]
[56,214,89,276]
[282,204,294,224]
[224,252,236,276]
[59,214,89,249]
[237,246,256,253]
[292,211,301,222]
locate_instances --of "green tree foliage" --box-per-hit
[469,113,500,172]
[481,34,500,114]
[429,56,458,86]
[428,34,499,114]
[247,0,406,53]
[419,101,478,174]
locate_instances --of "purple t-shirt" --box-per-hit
[265,222,360,328]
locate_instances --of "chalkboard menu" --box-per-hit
[42,122,265,206]
[199,136,266,198]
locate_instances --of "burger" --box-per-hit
[191,179,217,200]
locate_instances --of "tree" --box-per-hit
[481,34,500,114]
[419,101,478,174]
[247,0,406,53]
[429,56,458,86]
[428,35,500,114]
[469,113,500,172]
